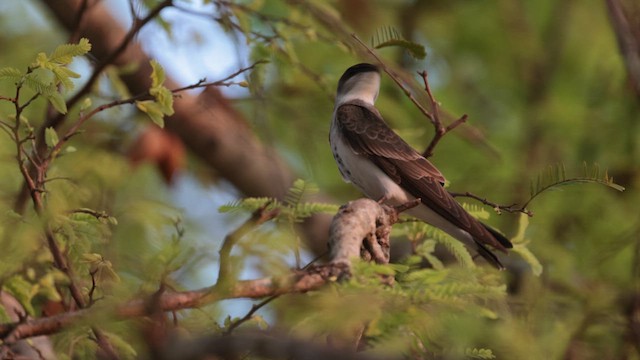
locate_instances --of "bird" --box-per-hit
[329,63,512,269]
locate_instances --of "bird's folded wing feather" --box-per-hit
[335,102,507,251]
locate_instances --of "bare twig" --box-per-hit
[450,191,533,217]
[223,296,277,336]
[350,35,467,158]
[171,60,266,93]
[417,70,468,158]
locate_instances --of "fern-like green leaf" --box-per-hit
[0,67,22,83]
[509,214,542,275]
[461,203,490,220]
[284,179,318,207]
[291,202,340,219]
[140,60,174,126]
[512,244,543,276]
[23,70,56,96]
[45,91,68,114]
[434,232,475,269]
[218,197,279,213]
[405,222,475,268]
[371,26,427,59]
[524,162,625,209]
[49,38,92,65]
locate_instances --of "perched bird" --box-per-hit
[329,63,512,269]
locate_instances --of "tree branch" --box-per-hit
[350,35,468,158]
[216,203,280,289]
[0,270,335,342]
[605,0,640,100]
[450,191,533,217]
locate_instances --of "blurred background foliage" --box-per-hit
[0,0,639,359]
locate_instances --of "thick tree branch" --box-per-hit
[0,270,334,342]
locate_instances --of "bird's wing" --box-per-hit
[335,102,446,184]
[335,102,511,252]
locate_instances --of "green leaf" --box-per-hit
[512,244,543,276]
[45,127,60,148]
[49,38,92,65]
[80,97,92,111]
[525,163,625,208]
[46,91,68,114]
[24,69,56,96]
[0,67,22,82]
[372,26,427,59]
[51,65,80,91]
[150,86,174,115]
[3,276,37,316]
[38,273,62,302]
[149,59,166,88]
[102,331,137,358]
[136,100,165,128]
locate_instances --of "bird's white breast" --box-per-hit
[330,120,410,204]
[329,117,475,248]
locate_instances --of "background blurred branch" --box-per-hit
[606,0,640,100]
[39,0,332,255]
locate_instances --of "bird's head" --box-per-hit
[335,63,381,106]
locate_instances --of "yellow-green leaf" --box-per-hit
[149,59,165,88]
[45,127,60,148]
[46,92,68,114]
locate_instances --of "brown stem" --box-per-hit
[0,270,334,341]
[417,70,468,158]
[351,35,468,159]
[449,191,533,217]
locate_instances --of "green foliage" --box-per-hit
[0,38,90,114]
[44,127,59,148]
[465,348,496,359]
[372,26,427,60]
[0,1,638,359]
[525,163,625,209]
[510,214,543,276]
[219,179,340,221]
[135,60,174,127]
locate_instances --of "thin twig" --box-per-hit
[417,70,468,158]
[171,60,266,93]
[223,250,328,336]
[449,191,533,217]
[351,34,467,158]
[223,296,277,335]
